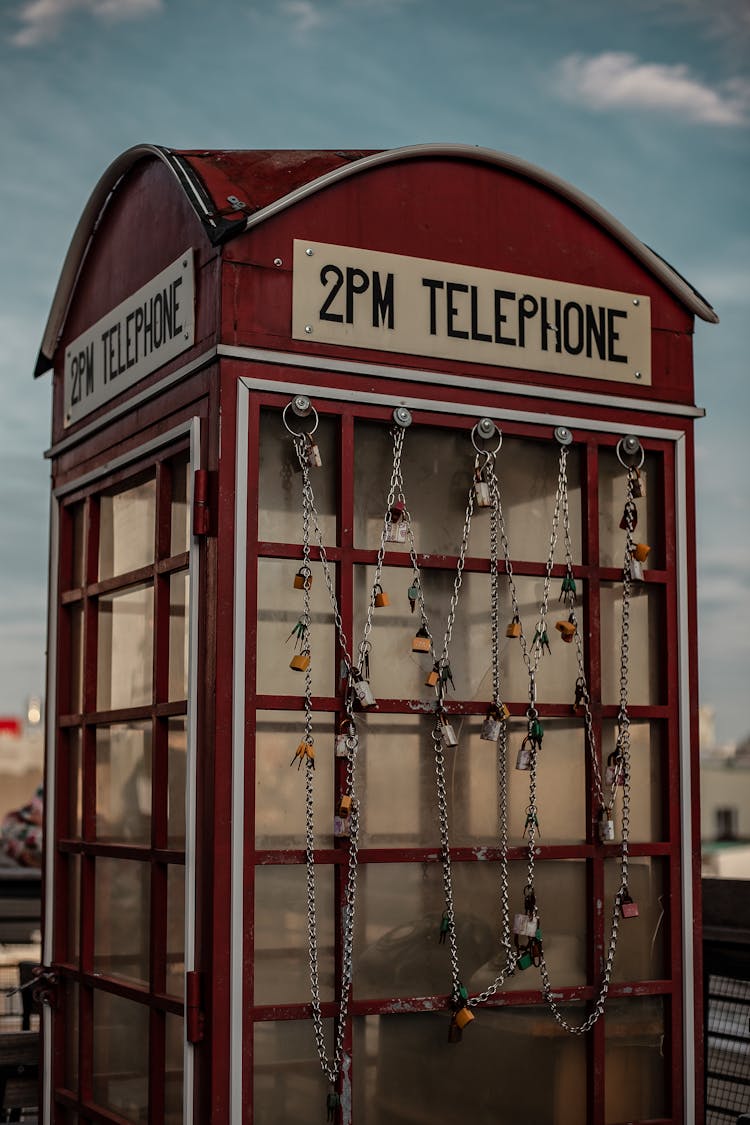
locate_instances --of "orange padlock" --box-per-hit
[425,663,440,687]
[293,566,312,590]
[412,627,431,653]
[506,616,522,639]
[633,542,650,563]
[338,794,352,819]
[289,651,311,671]
[373,584,390,608]
[454,1006,475,1030]
[555,618,577,642]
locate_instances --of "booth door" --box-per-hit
[238,387,689,1125]
[46,423,200,1125]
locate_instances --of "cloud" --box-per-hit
[280,0,324,36]
[10,0,162,47]
[557,51,750,126]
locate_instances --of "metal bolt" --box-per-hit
[291,395,312,418]
[273,258,283,267]
[305,248,314,257]
[555,426,573,446]
[633,298,640,306]
[477,417,497,439]
[622,435,640,455]
[634,371,642,380]
[393,406,412,428]
[304,325,313,334]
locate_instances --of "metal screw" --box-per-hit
[304,325,313,334]
[633,298,640,306]
[477,417,497,439]
[305,248,314,257]
[622,435,640,455]
[393,406,412,428]
[273,258,283,267]
[555,426,573,445]
[291,395,312,418]
[634,371,642,380]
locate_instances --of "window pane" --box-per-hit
[167,718,187,848]
[599,449,663,570]
[256,559,337,698]
[97,584,154,710]
[605,996,667,1121]
[601,582,664,706]
[258,408,337,544]
[605,857,667,982]
[92,991,149,1122]
[69,501,86,588]
[68,727,82,837]
[255,710,334,848]
[64,978,79,1091]
[65,854,80,965]
[98,476,156,580]
[168,571,189,701]
[254,1019,331,1125]
[166,864,185,1000]
[353,1008,587,1125]
[165,1012,184,1125]
[68,603,83,713]
[170,453,190,557]
[603,719,665,842]
[254,864,334,1005]
[94,858,150,985]
[95,723,151,843]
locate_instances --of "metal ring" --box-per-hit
[471,418,503,455]
[282,398,319,437]
[616,435,645,469]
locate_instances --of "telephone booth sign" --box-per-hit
[36,144,716,1125]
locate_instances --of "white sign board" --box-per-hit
[292,240,651,384]
[64,252,195,427]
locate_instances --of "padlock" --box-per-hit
[474,479,491,507]
[412,627,432,653]
[621,894,640,919]
[506,615,522,638]
[289,650,311,672]
[516,950,533,971]
[529,718,544,745]
[407,583,419,613]
[335,721,352,758]
[632,468,646,499]
[326,1090,341,1122]
[605,752,624,787]
[555,618,577,642]
[425,663,440,688]
[513,912,538,939]
[447,1018,463,1044]
[293,566,313,591]
[480,708,503,742]
[515,743,532,771]
[573,677,586,714]
[440,718,459,748]
[373,584,390,608]
[389,500,406,523]
[454,1006,475,1030]
[630,557,644,582]
[599,809,615,842]
[352,677,376,708]
[633,542,651,563]
[385,521,408,544]
[338,793,352,818]
[305,435,322,468]
[333,815,351,838]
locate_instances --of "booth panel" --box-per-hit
[604,996,668,1122]
[253,1019,332,1125]
[255,710,335,849]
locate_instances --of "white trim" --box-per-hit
[675,433,695,1122]
[42,496,59,1125]
[53,421,196,498]
[231,383,250,1125]
[217,344,705,420]
[183,416,202,1125]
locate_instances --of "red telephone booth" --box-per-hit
[36,144,715,1124]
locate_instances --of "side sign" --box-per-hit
[64,252,195,427]
[292,241,651,384]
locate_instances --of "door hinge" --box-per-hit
[193,469,210,536]
[186,970,205,1044]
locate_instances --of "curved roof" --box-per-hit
[34,142,717,377]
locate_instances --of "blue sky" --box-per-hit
[0,0,747,744]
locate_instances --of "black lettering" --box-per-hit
[607,309,627,363]
[422,278,444,335]
[319,265,344,322]
[446,282,469,339]
[172,277,183,336]
[470,286,491,342]
[540,297,551,352]
[162,286,173,340]
[143,299,153,355]
[108,326,118,380]
[563,302,584,355]
[116,321,125,376]
[494,289,516,346]
[134,307,143,363]
[84,342,94,395]
[125,312,135,368]
[517,294,538,348]
[585,305,605,360]
[372,271,394,329]
[345,267,369,324]
[71,355,80,404]
[553,299,562,353]
[153,293,163,349]
[101,333,109,382]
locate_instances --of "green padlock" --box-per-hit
[517,950,533,970]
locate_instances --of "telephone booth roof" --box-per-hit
[35,142,716,382]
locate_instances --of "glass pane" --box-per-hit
[354,422,582,563]
[66,855,80,965]
[353,1008,587,1125]
[605,857,667,982]
[166,864,185,999]
[69,501,86,588]
[96,723,151,843]
[92,991,149,1122]
[258,408,337,544]
[168,571,189,701]
[605,996,667,1121]
[94,858,150,985]
[599,449,663,569]
[603,720,665,842]
[256,559,337,698]
[165,1012,184,1125]
[68,603,83,713]
[255,710,334,848]
[254,1019,332,1125]
[97,584,154,710]
[68,728,82,837]
[98,475,156,580]
[64,978,79,1090]
[354,565,584,706]
[170,453,190,557]
[254,864,334,1005]
[600,582,663,706]
[167,718,187,848]
[355,861,587,1001]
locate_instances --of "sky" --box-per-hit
[0,0,747,744]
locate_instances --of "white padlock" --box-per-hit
[481,716,502,742]
[353,678,376,708]
[385,521,408,543]
[516,746,531,771]
[630,557,644,582]
[513,912,538,939]
[474,480,491,507]
[441,720,459,748]
[599,812,615,842]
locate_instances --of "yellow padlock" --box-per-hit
[293,566,312,590]
[506,616,522,639]
[633,542,650,563]
[373,584,390,608]
[454,1006,475,1030]
[425,665,440,688]
[412,627,431,653]
[290,651,311,671]
[338,794,352,818]
[555,619,577,642]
